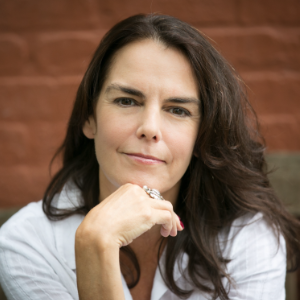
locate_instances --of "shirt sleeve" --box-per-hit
[0,218,78,300]
[223,213,287,300]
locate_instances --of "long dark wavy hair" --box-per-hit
[43,14,300,299]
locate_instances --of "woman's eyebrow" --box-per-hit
[105,83,200,105]
[164,97,200,105]
[105,83,145,98]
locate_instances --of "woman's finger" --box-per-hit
[148,201,177,237]
[151,208,173,237]
[147,197,182,235]
[147,197,183,235]
[176,214,183,231]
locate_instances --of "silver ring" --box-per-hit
[143,185,164,201]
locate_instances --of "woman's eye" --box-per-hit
[169,107,190,117]
[115,98,136,106]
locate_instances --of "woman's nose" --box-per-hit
[136,107,162,142]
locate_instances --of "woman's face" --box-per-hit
[83,39,200,202]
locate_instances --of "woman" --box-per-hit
[0,14,299,300]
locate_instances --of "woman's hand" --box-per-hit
[75,183,183,300]
[76,183,183,249]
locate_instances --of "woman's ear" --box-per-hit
[82,117,96,139]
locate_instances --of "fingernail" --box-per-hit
[180,221,184,229]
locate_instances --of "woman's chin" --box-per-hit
[120,177,179,198]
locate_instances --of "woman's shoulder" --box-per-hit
[0,190,81,300]
[0,198,62,261]
[220,212,286,257]
[1,184,82,246]
[218,212,286,298]
[0,200,49,238]
[0,184,84,271]
[0,182,83,239]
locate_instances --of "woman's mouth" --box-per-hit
[124,153,165,165]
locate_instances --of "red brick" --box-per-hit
[27,121,67,165]
[204,28,300,73]
[0,121,66,166]
[0,0,238,31]
[259,115,300,151]
[0,166,51,207]
[0,123,29,166]
[0,77,79,121]
[0,0,98,31]
[238,0,300,25]
[92,0,237,27]
[244,75,300,115]
[0,35,28,75]
[35,32,101,75]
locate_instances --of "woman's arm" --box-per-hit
[75,183,183,300]
[76,241,124,300]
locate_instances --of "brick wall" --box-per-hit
[0,0,299,208]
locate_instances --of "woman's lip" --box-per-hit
[124,153,165,163]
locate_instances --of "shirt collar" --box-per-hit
[150,249,189,300]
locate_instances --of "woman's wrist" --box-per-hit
[75,220,120,253]
[76,234,124,300]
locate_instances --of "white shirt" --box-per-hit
[0,183,287,300]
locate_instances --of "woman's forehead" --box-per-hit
[102,39,199,99]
